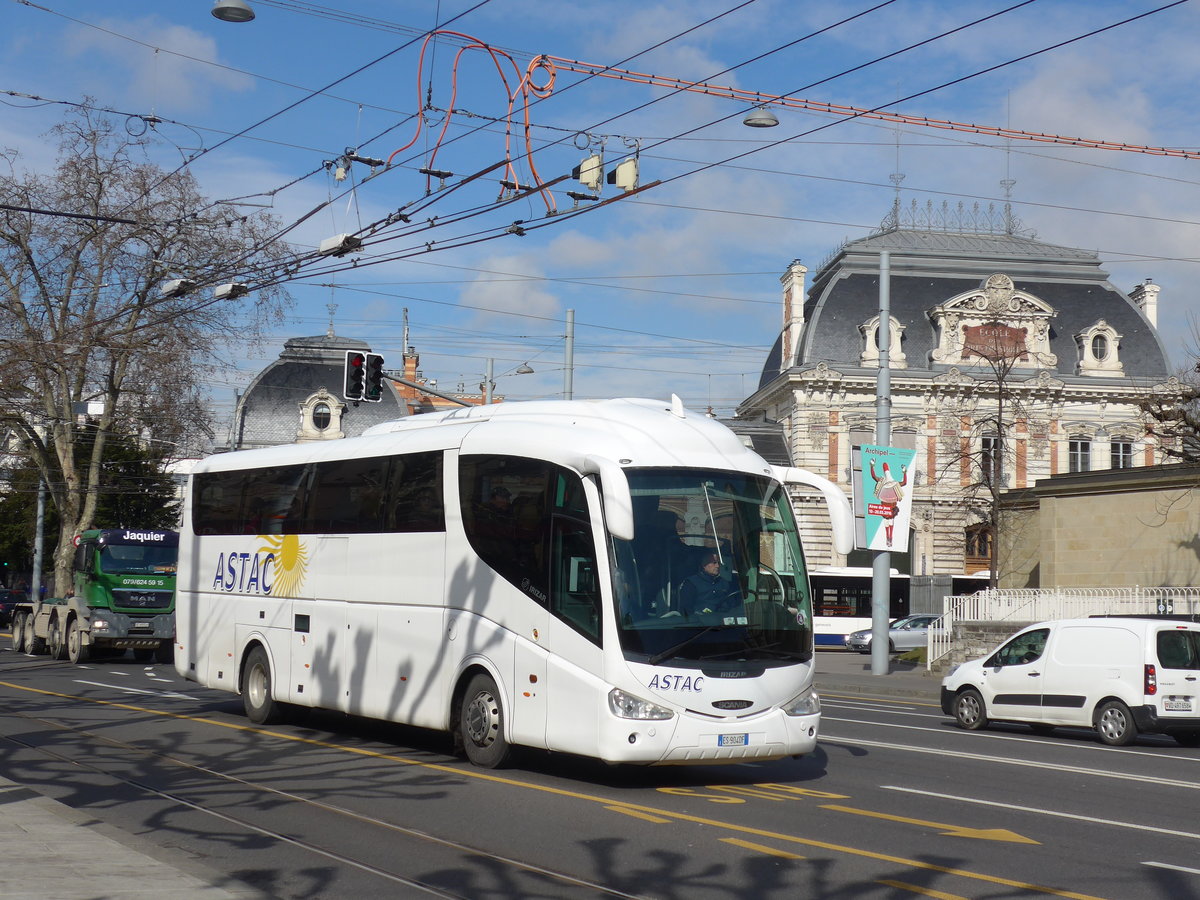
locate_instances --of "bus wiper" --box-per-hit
[648,625,720,665]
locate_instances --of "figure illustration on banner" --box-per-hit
[869,459,908,549]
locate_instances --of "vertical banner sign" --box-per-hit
[851,444,917,552]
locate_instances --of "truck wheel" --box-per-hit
[67,617,90,665]
[154,642,174,665]
[953,688,989,731]
[11,612,26,653]
[48,617,68,660]
[242,646,284,725]
[25,615,45,655]
[1096,700,1137,746]
[458,673,513,769]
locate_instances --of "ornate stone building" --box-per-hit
[737,206,1183,578]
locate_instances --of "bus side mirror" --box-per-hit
[771,466,854,556]
[580,455,634,541]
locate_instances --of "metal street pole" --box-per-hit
[871,250,892,677]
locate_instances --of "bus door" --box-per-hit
[291,536,349,712]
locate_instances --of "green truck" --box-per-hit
[11,529,178,664]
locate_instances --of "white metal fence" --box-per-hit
[927,587,1200,669]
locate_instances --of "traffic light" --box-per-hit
[363,353,385,402]
[343,351,365,400]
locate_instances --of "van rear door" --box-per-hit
[1152,626,1200,721]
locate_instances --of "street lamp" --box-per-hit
[483,359,534,404]
[743,105,779,128]
[212,0,255,22]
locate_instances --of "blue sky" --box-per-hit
[4,0,1200,424]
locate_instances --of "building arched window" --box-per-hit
[312,402,331,431]
[859,315,907,369]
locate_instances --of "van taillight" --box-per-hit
[1145,664,1157,696]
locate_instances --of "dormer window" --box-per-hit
[296,388,345,442]
[859,315,907,369]
[1076,321,1123,376]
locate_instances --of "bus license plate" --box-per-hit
[717,733,748,748]
[1163,697,1193,712]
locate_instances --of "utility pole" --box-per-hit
[871,251,892,677]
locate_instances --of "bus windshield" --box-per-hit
[612,468,811,664]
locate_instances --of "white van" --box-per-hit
[941,616,1200,746]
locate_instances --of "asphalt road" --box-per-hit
[2,643,1199,899]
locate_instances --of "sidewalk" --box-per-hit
[0,776,267,900]
[814,648,944,703]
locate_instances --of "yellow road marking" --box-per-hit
[878,879,968,899]
[0,680,1096,899]
[605,805,671,823]
[720,837,804,859]
[820,804,1039,844]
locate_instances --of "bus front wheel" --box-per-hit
[459,674,512,769]
[242,646,284,725]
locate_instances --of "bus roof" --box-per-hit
[194,397,774,478]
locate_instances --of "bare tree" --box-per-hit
[0,108,292,593]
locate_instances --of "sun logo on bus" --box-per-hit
[257,533,308,597]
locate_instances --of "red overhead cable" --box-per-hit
[539,55,1200,160]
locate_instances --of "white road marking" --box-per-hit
[821,732,1200,789]
[73,679,194,700]
[824,714,1199,762]
[882,785,1200,841]
[1142,861,1200,876]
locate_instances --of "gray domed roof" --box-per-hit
[228,333,405,450]
[760,228,1170,389]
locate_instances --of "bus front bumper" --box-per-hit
[598,708,820,765]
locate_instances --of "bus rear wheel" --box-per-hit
[459,674,512,769]
[242,646,284,725]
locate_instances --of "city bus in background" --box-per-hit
[175,397,852,768]
[808,566,990,648]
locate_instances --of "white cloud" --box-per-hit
[62,18,253,111]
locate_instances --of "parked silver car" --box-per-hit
[845,614,942,653]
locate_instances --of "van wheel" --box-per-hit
[953,688,989,731]
[1096,700,1137,746]
[242,646,284,725]
[459,674,512,768]
[1173,731,1200,747]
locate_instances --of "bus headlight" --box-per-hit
[782,686,821,717]
[608,688,673,720]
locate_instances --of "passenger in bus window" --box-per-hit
[678,551,741,618]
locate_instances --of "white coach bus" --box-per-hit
[175,397,852,767]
